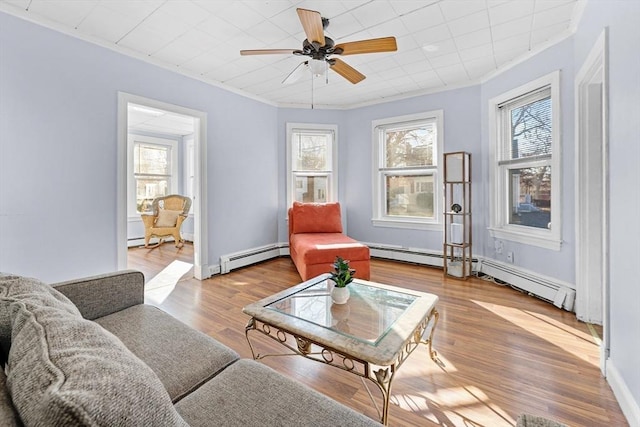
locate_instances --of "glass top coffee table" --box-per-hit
[242,274,440,425]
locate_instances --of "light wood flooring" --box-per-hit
[128,243,626,427]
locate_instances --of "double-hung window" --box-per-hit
[286,123,337,207]
[127,134,178,215]
[372,110,443,230]
[489,71,561,249]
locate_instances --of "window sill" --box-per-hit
[372,218,441,231]
[488,226,562,251]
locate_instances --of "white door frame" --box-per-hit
[117,92,209,280]
[574,29,608,374]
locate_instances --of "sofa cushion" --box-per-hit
[0,368,20,426]
[291,202,343,234]
[175,359,378,426]
[95,305,239,402]
[0,274,80,353]
[7,300,187,426]
[290,233,370,265]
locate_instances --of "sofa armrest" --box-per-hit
[51,270,145,320]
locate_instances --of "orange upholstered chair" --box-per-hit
[288,202,370,281]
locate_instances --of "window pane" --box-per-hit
[386,175,434,218]
[508,166,551,228]
[294,176,327,203]
[385,123,435,168]
[136,177,169,212]
[294,133,329,171]
[135,144,170,174]
[509,96,552,159]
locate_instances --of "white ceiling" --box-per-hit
[1,0,582,109]
[128,103,195,136]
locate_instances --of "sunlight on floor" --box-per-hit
[145,260,193,304]
[472,300,599,366]
[392,385,516,427]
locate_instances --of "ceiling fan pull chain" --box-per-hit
[311,72,314,110]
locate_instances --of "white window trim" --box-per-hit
[285,123,338,208]
[183,135,195,215]
[127,134,179,218]
[488,71,562,250]
[371,110,443,231]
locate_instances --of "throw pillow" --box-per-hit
[7,300,188,426]
[155,209,182,227]
[291,202,343,234]
[0,275,80,349]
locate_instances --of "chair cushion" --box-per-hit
[0,274,80,351]
[290,233,369,265]
[7,300,187,426]
[155,209,182,227]
[175,359,378,426]
[291,202,343,234]
[95,305,239,402]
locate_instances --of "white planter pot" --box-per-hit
[331,286,350,304]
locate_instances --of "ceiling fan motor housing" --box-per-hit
[296,37,342,60]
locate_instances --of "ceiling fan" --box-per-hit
[240,8,397,84]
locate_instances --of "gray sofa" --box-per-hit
[0,270,379,426]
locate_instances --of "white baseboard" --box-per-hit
[193,263,219,280]
[607,359,640,427]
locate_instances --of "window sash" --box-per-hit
[488,71,561,250]
[378,120,437,169]
[380,170,436,219]
[286,123,338,208]
[291,129,333,173]
[372,110,443,229]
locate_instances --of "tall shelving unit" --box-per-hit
[443,151,472,279]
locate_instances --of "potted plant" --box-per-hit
[329,256,355,304]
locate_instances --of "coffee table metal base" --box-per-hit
[245,308,439,425]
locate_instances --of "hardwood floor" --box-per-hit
[128,244,626,427]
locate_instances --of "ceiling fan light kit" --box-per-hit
[240,8,397,86]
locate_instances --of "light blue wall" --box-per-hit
[479,38,575,282]
[0,12,278,282]
[574,0,640,419]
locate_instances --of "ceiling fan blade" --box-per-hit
[240,49,298,56]
[334,37,397,56]
[282,61,309,84]
[296,8,325,47]
[330,58,365,84]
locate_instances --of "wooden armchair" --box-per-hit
[141,195,192,248]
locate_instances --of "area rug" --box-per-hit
[516,413,567,427]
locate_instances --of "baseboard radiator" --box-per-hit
[364,242,481,271]
[480,258,576,311]
[220,243,288,274]
[218,242,574,312]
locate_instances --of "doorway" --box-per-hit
[117,93,209,280]
[575,30,608,374]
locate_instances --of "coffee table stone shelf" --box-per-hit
[242,274,440,425]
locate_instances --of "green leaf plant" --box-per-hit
[329,256,356,288]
